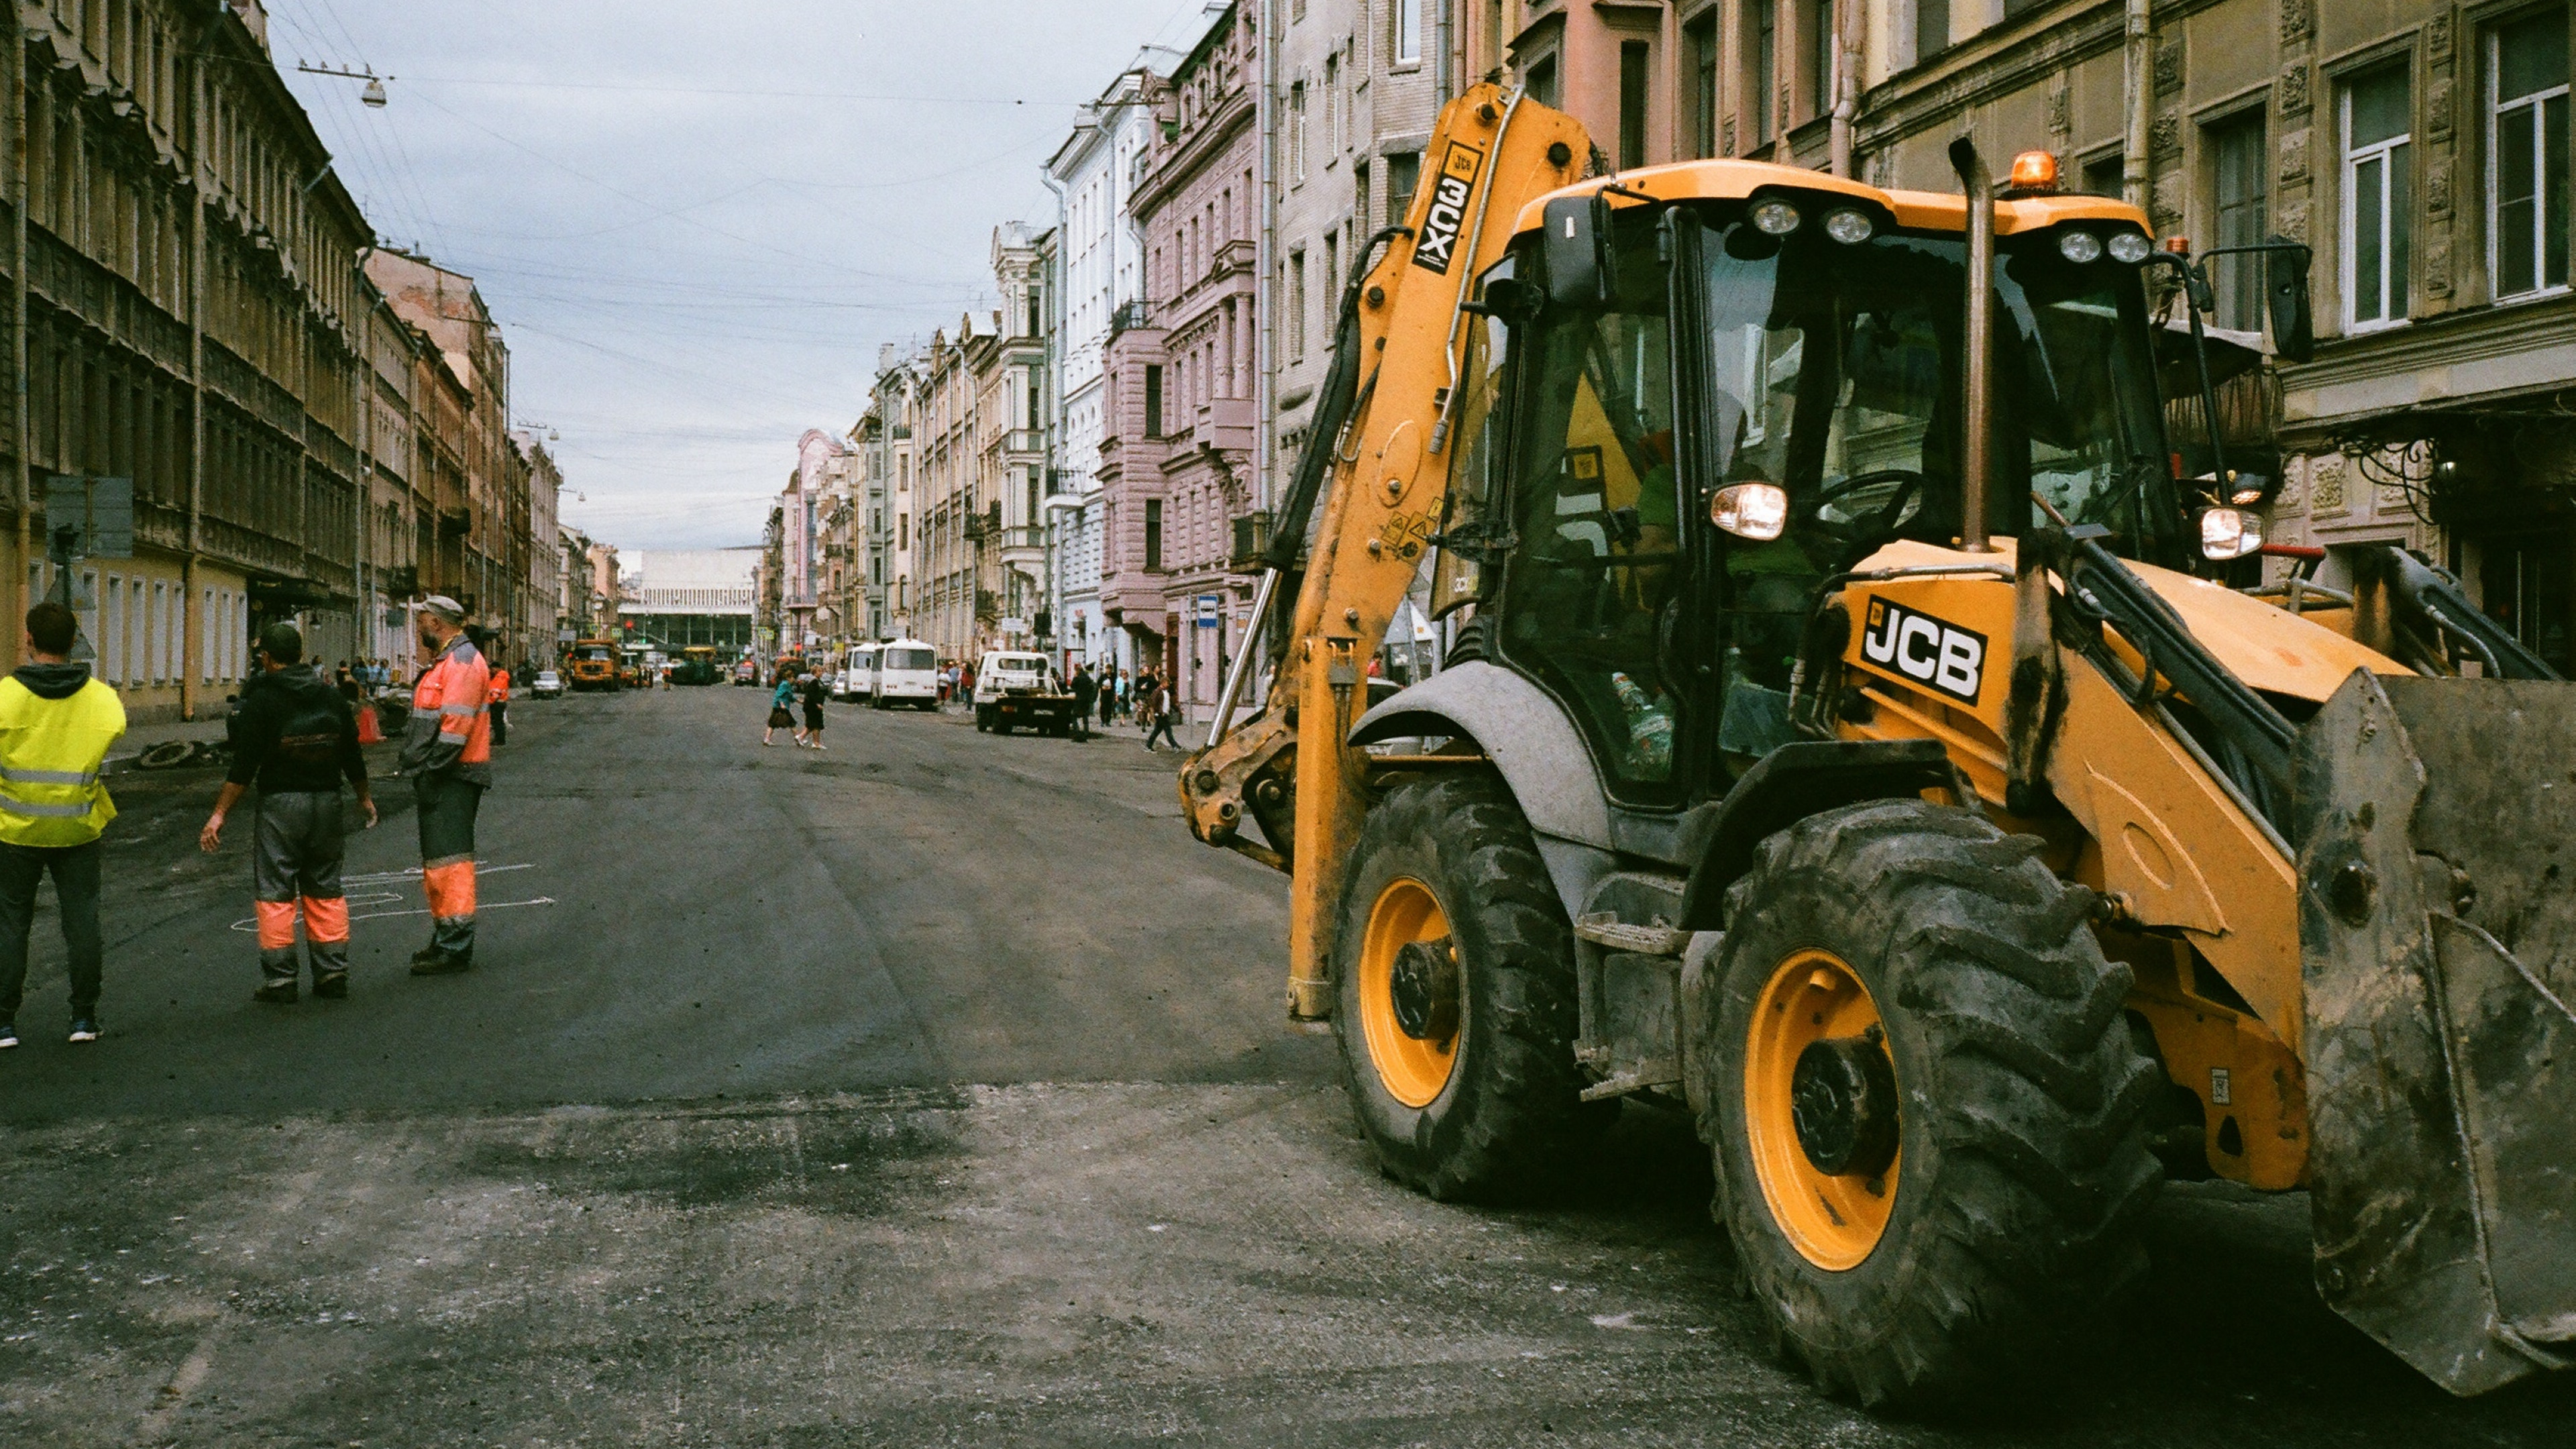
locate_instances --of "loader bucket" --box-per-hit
[2295,672,2576,1395]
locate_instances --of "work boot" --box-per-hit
[254,979,299,1004]
[311,971,350,1000]
[410,950,473,977]
[410,943,446,969]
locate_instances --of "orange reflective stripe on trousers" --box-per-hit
[255,900,300,951]
[301,895,350,944]
[423,858,477,920]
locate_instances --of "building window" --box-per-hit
[2341,64,2413,330]
[1290,249,1308,362]
[1324,230,1341,319]
[1394,0,1421,65]
[2208,111,2269,330]
[1144,498,1164,571]
[1915,0,1951,63]
[1291,80,1308,182]
[1619,41,1652,171]
[2491,7,2570,300]
[1324,53,1340,156]
[1747,0,1778,148]
[1805,0,1834,122]
[1354,158,1371,234]
[1388,150,1420,227]
[1144,364,1164,437]
[1527,54,1558,109]
[2081,151,2125,199]
[1686,13,1719,158]
[2481,529,2575,674]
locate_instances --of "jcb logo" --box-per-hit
[1860,598,1986,705]
[1409,141,1484,275]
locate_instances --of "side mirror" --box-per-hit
[2266,239,2314,363]
[1542,193,1618,309]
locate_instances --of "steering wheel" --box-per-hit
[1813,468,1929,545]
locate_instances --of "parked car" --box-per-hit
[531,669,564,700]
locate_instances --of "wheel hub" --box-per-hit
[1387,936,1459,1042]
[1790,1030,1900,1179]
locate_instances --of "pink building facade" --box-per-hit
[1098,3,1259,722]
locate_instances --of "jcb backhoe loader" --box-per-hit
[1183,84,2576,1410]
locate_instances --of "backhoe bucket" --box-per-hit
[2296,672,2576,1395]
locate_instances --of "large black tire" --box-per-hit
[1695,798,2162,1411]
[1330,773,1603,1202]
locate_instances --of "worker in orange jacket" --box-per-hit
[474,629,511,747]
[401,596,491,975]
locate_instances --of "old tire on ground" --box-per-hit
[1330,772,1603,1203]
[1697,798,2161,1411]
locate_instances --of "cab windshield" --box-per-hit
[1478,201,2178,803]
[1695,215,2180,561]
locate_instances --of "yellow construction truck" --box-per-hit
[1182,84,2575,1409]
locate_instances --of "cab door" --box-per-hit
[1489,209,1709,809]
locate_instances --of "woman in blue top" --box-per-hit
[763,672,798,747]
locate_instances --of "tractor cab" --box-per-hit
[1438,160,2194,808]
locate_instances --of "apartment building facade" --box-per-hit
[3,0,383,720]
[1099,3,1262,718]
[1045,62,1166,676]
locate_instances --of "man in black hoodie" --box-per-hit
[200,623,376,1002]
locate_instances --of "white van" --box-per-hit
[841,643,879,701]
[872,639,938,709]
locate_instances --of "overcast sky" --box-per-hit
[275,0,1218,551]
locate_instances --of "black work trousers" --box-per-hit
[0,839,103,1018]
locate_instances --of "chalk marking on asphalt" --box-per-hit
[226,893,401,933]
[343,863,536,885]
[228,896,556,932]
[346,897,556,924]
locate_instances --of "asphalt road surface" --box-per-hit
[1,685,2567,1446]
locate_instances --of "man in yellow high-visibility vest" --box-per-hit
[0,602,126,1048]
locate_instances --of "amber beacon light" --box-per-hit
[2008,150,2059,192]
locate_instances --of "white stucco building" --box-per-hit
[1044,57,1169,674]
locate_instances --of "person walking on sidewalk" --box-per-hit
[199,623,376,1003]
[798,667,829,750]
[1142,673,1181,751]
[1069,663,1097,743]
[0,602,125,1048]
[401,597,492,977]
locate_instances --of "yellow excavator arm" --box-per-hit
[1179,85,1589,1020]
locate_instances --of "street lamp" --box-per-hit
[297,62,394,108]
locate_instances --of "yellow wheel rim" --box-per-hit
[1743,949,1900,1271]
[1356,877,1460,1109]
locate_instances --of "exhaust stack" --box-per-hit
[1949,137,1995,553]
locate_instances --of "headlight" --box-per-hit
[2057,229,2104,264]
[2200,506,2264,561]
[1821,207,1875,244]
[1711,482,1790,541]
[1751,199,1802,235]
[2106,230,2153,264]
